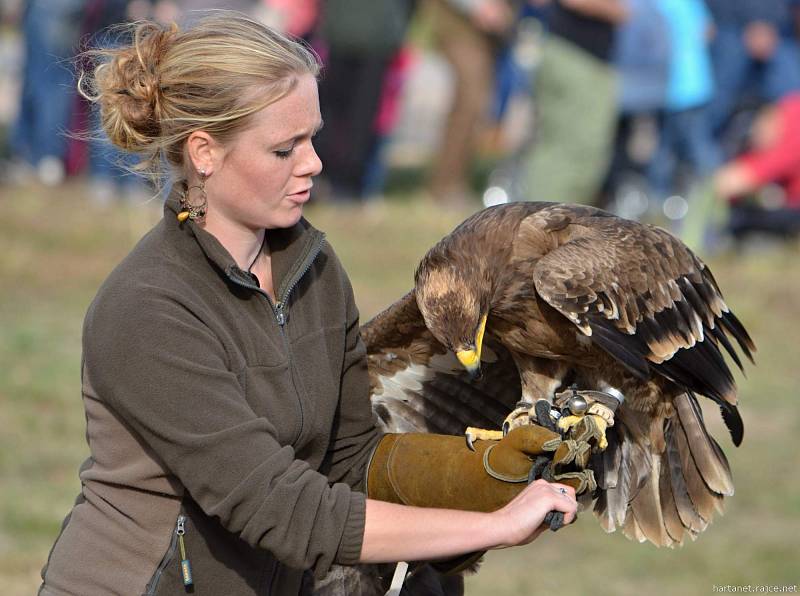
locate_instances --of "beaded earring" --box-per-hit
[177,170,208,222]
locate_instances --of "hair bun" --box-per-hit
[79,11,320,187]
[92,22,178,151]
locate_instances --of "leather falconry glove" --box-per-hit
[366,424,592,575]
[367,424,587,514]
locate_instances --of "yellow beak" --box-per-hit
[456,313,487,375]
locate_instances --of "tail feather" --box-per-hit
[630,458,669,546]
[674,418,721,524]
[592,392,735,547]
[658,451,686,546]
[665,420,708,533]
[623,511,647,543]
[675,393,735,494]
[592,428,642,532]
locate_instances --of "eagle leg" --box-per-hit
[502,400,537,433]
[558,413,610,451]
[554,388,622,452]
[465,399,560,451]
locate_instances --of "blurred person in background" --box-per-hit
[360,47,415,200]
[705,0,800,146]
[522,0,628,204]
[255,0,319,39]
[598,0,669,213]
[646,0,720,222]
[425,0,515,207]
[9,0,87,186]
[313,0,415,202]
[714,92,800,242]
[152,0,258,17]
[0,0,24,167]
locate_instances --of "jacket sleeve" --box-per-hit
[83,272,365,578]
[323,270,383,491]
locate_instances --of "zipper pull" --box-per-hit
[176,515,193,587]
[275,302,286,326]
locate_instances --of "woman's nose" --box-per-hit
[297,142,323,178]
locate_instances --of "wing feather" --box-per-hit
[528,207,753,422]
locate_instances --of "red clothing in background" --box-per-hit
[737,93,800,208]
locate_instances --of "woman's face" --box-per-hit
[203,73,323,233]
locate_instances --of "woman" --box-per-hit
[39,13,578,595]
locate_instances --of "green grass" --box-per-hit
[1,182,798,595]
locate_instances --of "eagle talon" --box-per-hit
[558,413,610,451]
[552,438,592,469]
[465,426,504,451]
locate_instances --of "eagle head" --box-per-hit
[415,264,489,380]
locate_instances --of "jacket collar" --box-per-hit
[164,185,325,298]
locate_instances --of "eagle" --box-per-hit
[361,202,755,547]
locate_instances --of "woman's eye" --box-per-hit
[274,146,294,159]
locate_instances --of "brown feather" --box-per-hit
[630,457,670,546]
[665,420,708,533]
[674,394,734,495]
[675,418,721,524]
[658,450,686,546]
[623,510,648,543]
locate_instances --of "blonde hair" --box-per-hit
[79,11,320,184]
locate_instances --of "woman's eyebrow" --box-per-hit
[273,120,324,147]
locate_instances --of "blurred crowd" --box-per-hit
[2,0,800,250]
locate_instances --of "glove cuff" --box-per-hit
[366,433,524,512]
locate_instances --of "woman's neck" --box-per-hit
[201,219,267,272]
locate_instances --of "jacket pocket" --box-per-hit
[242,363,301,445]
[144,514,185,595]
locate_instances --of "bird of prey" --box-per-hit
[362,202,755,547]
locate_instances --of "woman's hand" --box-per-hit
[490,479,578,548]
[714,163,758,201]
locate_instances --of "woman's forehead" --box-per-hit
[248,75,320,137]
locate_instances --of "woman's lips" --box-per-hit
[287,188,311,203]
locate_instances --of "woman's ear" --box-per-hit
[186,131,222,175]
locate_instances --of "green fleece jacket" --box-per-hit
[40,191,382,595]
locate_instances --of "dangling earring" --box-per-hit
[177,170,208,222]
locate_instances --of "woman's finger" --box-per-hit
[549,481,577,500]
[546,486,578,525]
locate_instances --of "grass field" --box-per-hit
[1,181,798,595]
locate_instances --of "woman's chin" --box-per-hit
[266,206,304,230]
